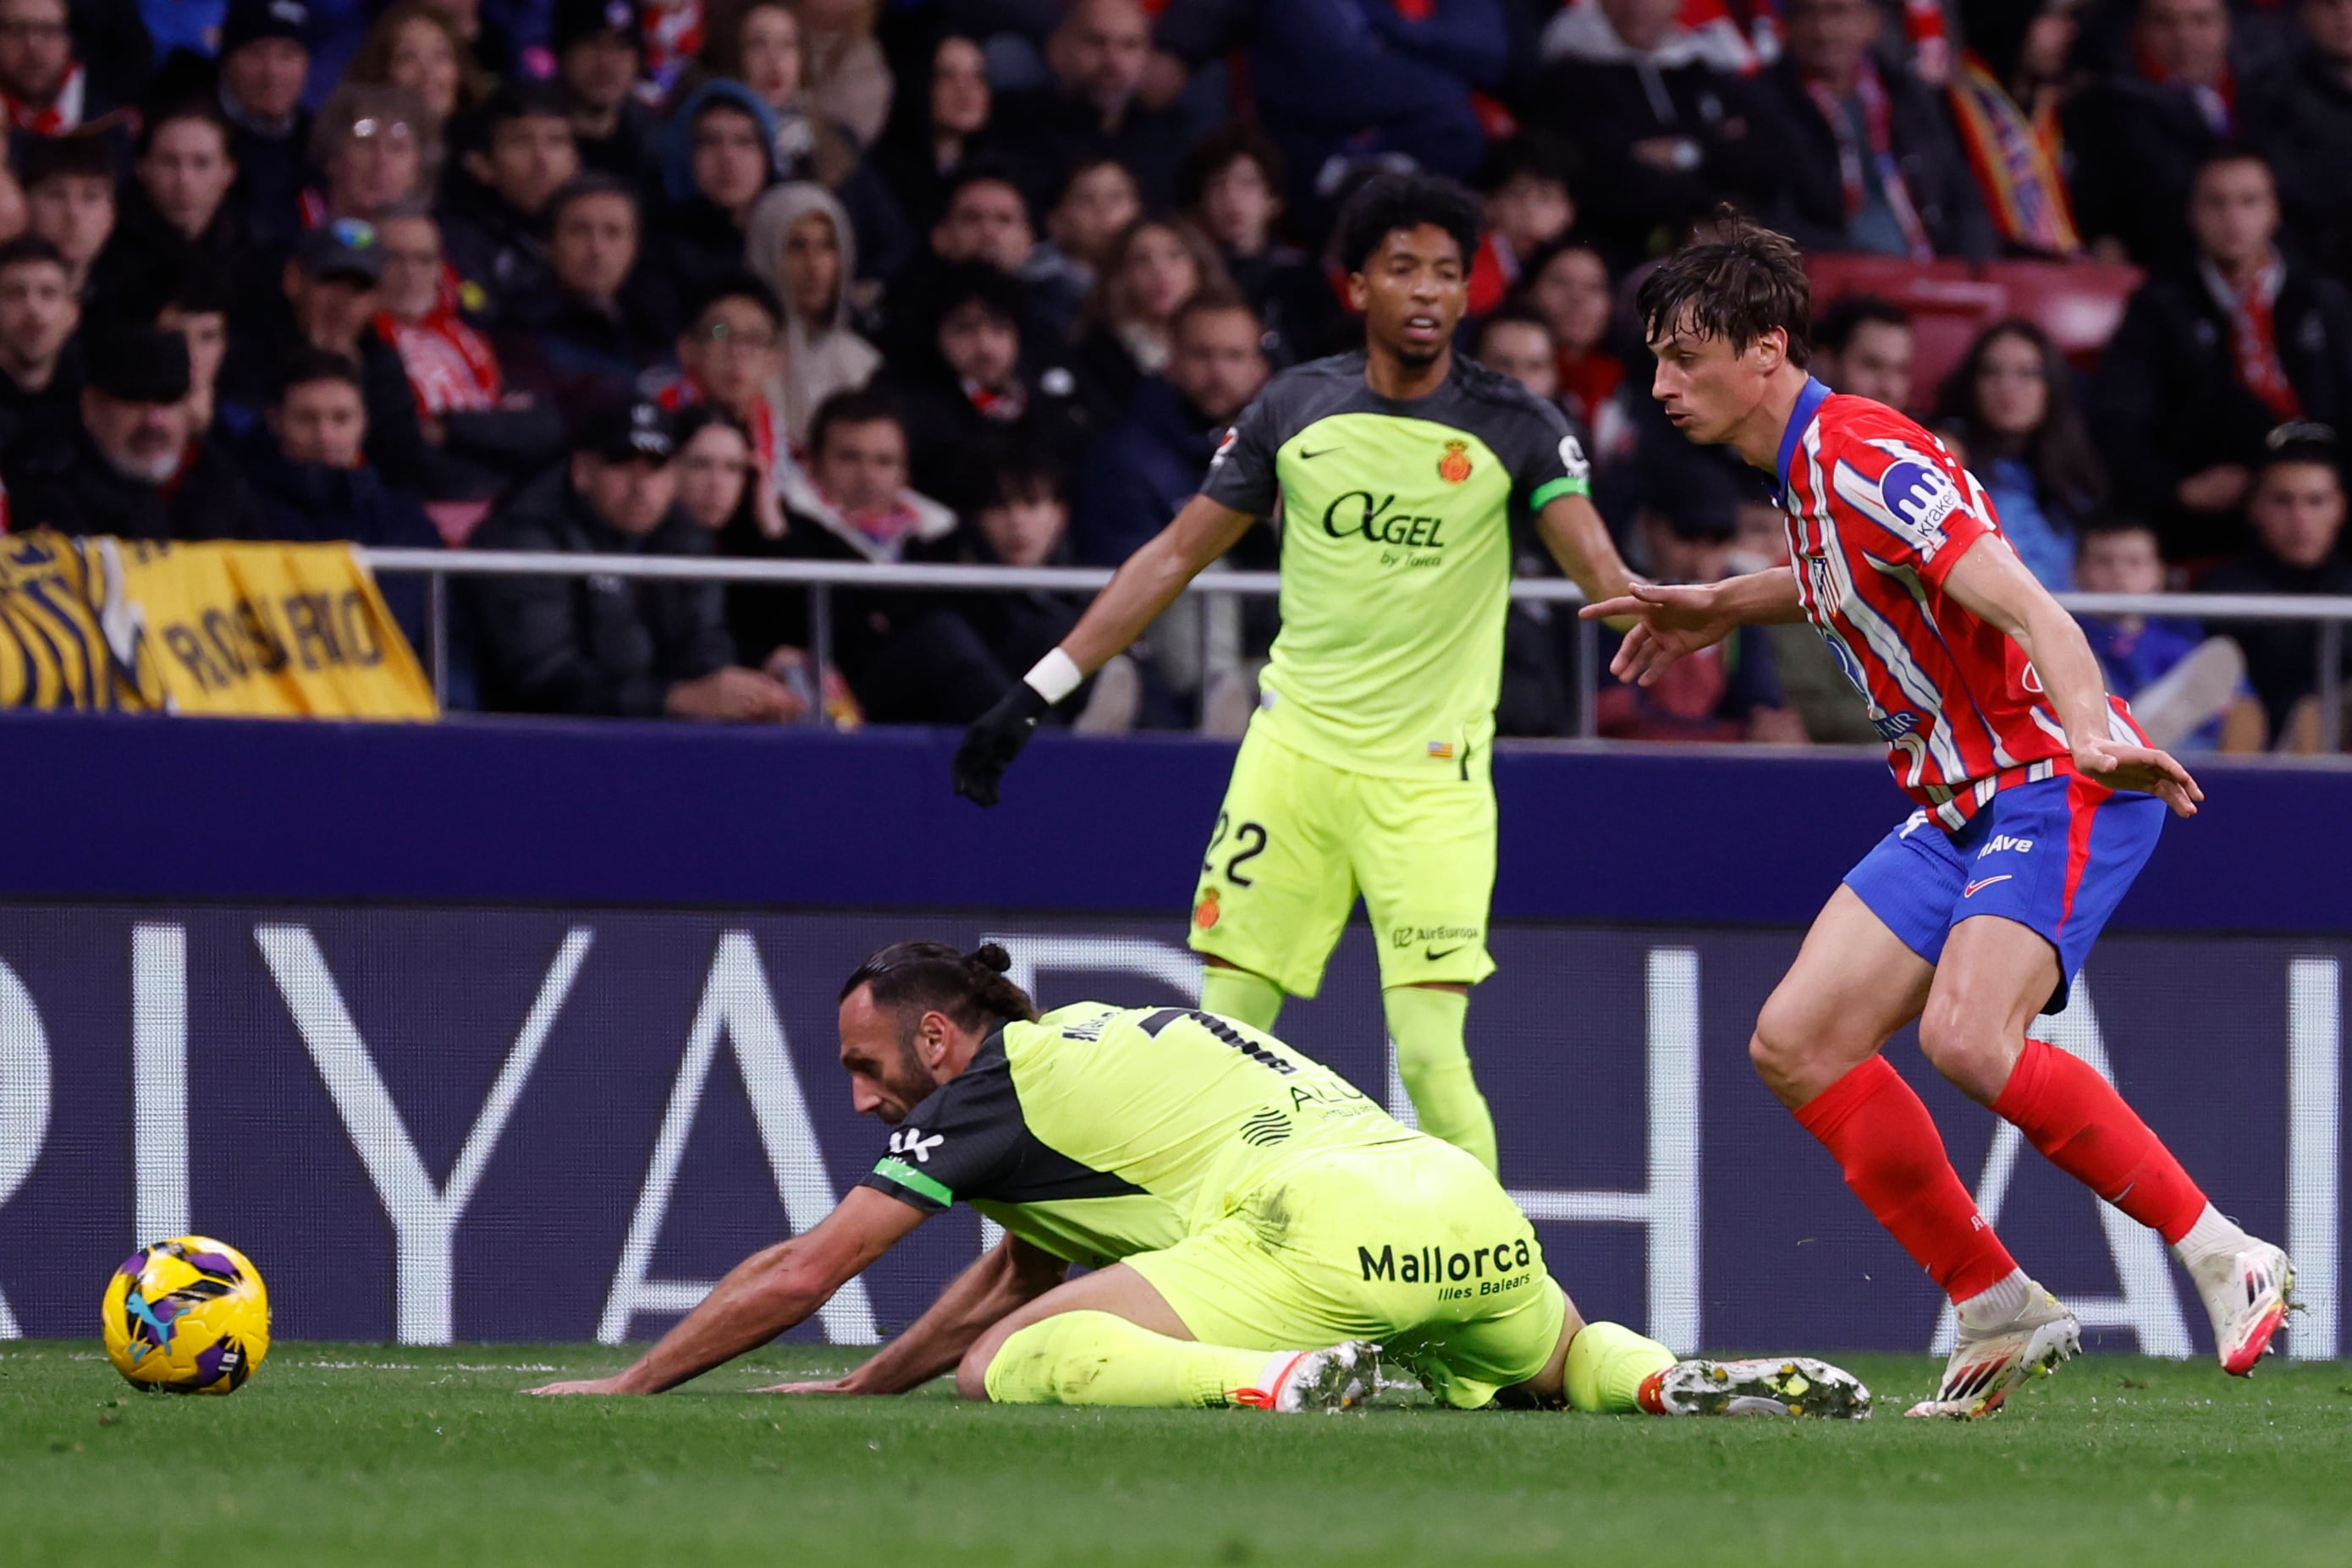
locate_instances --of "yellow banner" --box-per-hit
[0,532,436,719]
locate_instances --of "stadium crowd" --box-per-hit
[2,0,2349,745]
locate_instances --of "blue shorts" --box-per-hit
[1843,774,2165,1014]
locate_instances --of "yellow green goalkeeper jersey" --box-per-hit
[1199,351,1589,778]
[860,1003,1410,1252]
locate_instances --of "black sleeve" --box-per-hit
[465,514,672,718]
[1196,378,1290,516]
[859,1048,1028,1213]
[438,403,568,476]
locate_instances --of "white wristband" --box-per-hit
[1023,647,1084,705]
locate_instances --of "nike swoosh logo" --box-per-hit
[1425,944,1469,960]
[1963,875,2013,898]
[1299,446,1342,459]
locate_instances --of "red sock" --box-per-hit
[1793,1056,2019,1301]
[1990,1038,2207,1244]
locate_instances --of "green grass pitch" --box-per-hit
[6,1344,2351,1566]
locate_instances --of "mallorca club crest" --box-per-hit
[1437,439,1473,485]
[1193,888,1221,930]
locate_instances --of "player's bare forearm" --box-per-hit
[1533,493,1637,609]
[1710,566,1808,624]
[799,1236,1068,1395]
[530,1191,922,1395]
[1059,496,1257,674]
[1941,537,2203,814]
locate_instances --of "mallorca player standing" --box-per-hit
[1583,215,2293,1419]
[953,173,1638,1174]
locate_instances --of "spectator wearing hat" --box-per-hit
[240,345,441,641]
[438,81,581,326]
[0,0,120,151]
[222,217,432,492]
[87,105,256,317]
[216,0,316,256]
[551,0,655,180]
[3,320,262,540]
[466,395,803,721]
[19,133,117,297]
[0,234,80,453]
[2093,151,2352,558]
[2199,427,2352,748]
[1596,459,1804,742]
[878,261,1092,505]
[372,201,564,507]
[494,174,671,431]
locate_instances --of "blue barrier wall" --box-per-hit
[0,716,2345,1362]
[4,712,2349,927]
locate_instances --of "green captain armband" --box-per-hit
[1531,475,1591,508]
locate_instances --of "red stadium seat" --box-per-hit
[1984,260,2145,370]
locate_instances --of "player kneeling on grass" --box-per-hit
[530,941,1868,1417]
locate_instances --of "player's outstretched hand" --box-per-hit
[953,685,1051,806]
[524,1377,637,1396]
[1578,582,1735,687]
[2075,738,2205,818]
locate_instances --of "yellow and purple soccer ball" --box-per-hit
[101,1236,272,1395]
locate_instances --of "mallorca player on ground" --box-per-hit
[529,941,1870,1419]
[953,173,1639,1175]
[1582,216,2293,1419]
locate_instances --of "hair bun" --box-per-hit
[969,942,1013,975]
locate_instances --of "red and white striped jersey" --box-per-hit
[1774,377,2141,830]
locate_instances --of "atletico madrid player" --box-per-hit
[1584,214,2293,1418]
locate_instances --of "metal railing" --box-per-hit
[359,547,2352,750]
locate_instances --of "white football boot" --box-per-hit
[1905,1280,2080,1419]
[2186,1238,2294,1375]
[1237,1341,1386,1412]
[1639,1356,1874,1418]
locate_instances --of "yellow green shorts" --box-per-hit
[1127,1136,1564,1409]
[1187,722,1498,999]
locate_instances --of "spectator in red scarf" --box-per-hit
[1754,0,1991,257]
[2065,0,2248,265]
[0,0,115,151]
[645,271,790,497]
[373,202,564,505]
[2093,151,2352,558]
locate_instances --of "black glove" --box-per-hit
[953,684,1051,806]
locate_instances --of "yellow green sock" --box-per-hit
[1383,985,1497,1173]
[982,1311,1286,1408]
[1562,1321,1677,1413]
[1200,965,1286,1032]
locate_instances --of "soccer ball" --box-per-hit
[101,1236,272,1395]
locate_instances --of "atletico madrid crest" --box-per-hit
[1437,440,1473,484]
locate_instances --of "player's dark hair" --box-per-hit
[841,942,1040,1034]
[1634,207,1813,367]
[1332,171,1482,276]
[1814,294,1911,355]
